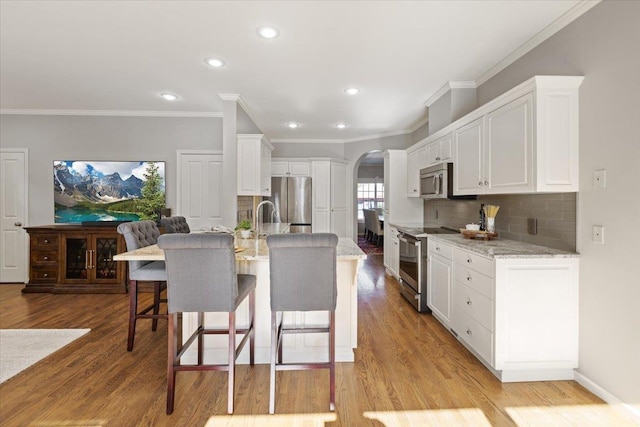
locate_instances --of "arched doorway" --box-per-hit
[354,151,384,254]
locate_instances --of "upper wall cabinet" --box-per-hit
[426,133,453,167]
[406,143,427,197]
[237,134,273,196]
[414,76,584,196]
[272,159,310,177]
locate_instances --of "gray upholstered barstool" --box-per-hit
[266,233,339,414]
[157,233,256,415]
[117,220,167,351]
[160,216,191,234]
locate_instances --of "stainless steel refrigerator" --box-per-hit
[265,176,312,233]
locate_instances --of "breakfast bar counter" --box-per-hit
[114,236,366,364]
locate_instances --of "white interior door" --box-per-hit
[0,149,28,283]
[177,151,223,231]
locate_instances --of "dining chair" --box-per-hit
[160,216,191,234]
[363,209,373,241]
[371,210,384,246]
[157,233,256,415]
[266,233,338,414]
[117,220,168,351]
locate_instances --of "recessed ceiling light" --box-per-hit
[205,57,225,68]
[160,93,178,101]
[286,122,299,129]
[257,25,279,39]
[335,123,348,129]
[344,87,359,95]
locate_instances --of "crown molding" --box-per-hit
[0,109,222,118]
[218,93,240,101]
[424,81,477,107]
[475,0,601,86]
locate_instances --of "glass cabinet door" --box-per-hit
[93,237,119,281]
[64,237,88,280]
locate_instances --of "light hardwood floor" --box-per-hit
[0,255,635,426]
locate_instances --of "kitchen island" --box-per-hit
[114,236,366,364]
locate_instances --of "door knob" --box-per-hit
[14,222,22,226]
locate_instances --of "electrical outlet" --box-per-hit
[592,225,604,244]
[593,169,606,188]
[527,218,537,235]
[435,209,439,219]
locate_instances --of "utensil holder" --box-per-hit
[486,217,495,233]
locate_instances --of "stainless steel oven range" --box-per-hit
[396,227,458,313]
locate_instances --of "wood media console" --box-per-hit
[24,224,127,294]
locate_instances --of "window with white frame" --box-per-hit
[357,181,384,220]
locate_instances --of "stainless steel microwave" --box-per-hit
[420,162,476,200]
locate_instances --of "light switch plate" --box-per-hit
[592,225,604,244]
[593,169,606,188]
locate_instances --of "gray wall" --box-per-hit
[412,121,430,143]
[0,114,222,226]
[424,193,576,252]
[357,164,384,180]
[236,104,262,134]
[475,0,640,408]
[427,91,451,135]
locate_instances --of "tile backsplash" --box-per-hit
[237,196,254,222]
[423,193,576,251]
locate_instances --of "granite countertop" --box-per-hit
[428,234,579,259]
[234,236,366,261]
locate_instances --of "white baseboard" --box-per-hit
[574,371,640,424]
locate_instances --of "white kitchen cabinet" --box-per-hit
[445,244,579,382]
[427,241,453,327]
[384,222,399,278]
[272,159,310,177]
[383,150,423,224]
[237,134,273,196]
[311,159,349,237]
[453,117,484,195]
[416,75,584,195]
[406,143,426,197]
[426,133,453,166]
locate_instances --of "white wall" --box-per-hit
[477,0,640,411]
[0,114,223,226]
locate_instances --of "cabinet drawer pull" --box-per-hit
[466,299,472,305]
[436,156,441,160]
[466,329,472,336]
[484,180,489,186]
[466,275,472,281]
[478,181,483,186]
[466,258,472,264]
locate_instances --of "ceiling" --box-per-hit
[0,1,586,142]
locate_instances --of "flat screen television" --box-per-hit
[53,160,166,223]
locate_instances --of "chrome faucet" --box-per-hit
[254,200,278,237]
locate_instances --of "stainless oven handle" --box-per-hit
[434,174,440,195]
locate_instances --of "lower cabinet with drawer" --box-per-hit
[24,225,127,294]
[427,240,453,326]
[435,242,580,383]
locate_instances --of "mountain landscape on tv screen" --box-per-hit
[53,161,165,223]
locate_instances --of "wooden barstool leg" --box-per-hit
[166,313,177,414]
[127,280,138,351]
[152,281,161,331]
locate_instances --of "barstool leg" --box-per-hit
[127,280,138,351]
[228,312,236,415]
[166,313,177,414]
[152,281,161,331]
[329,311,336,412]
[269,311,277,414]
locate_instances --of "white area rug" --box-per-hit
[0,328,90,383]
